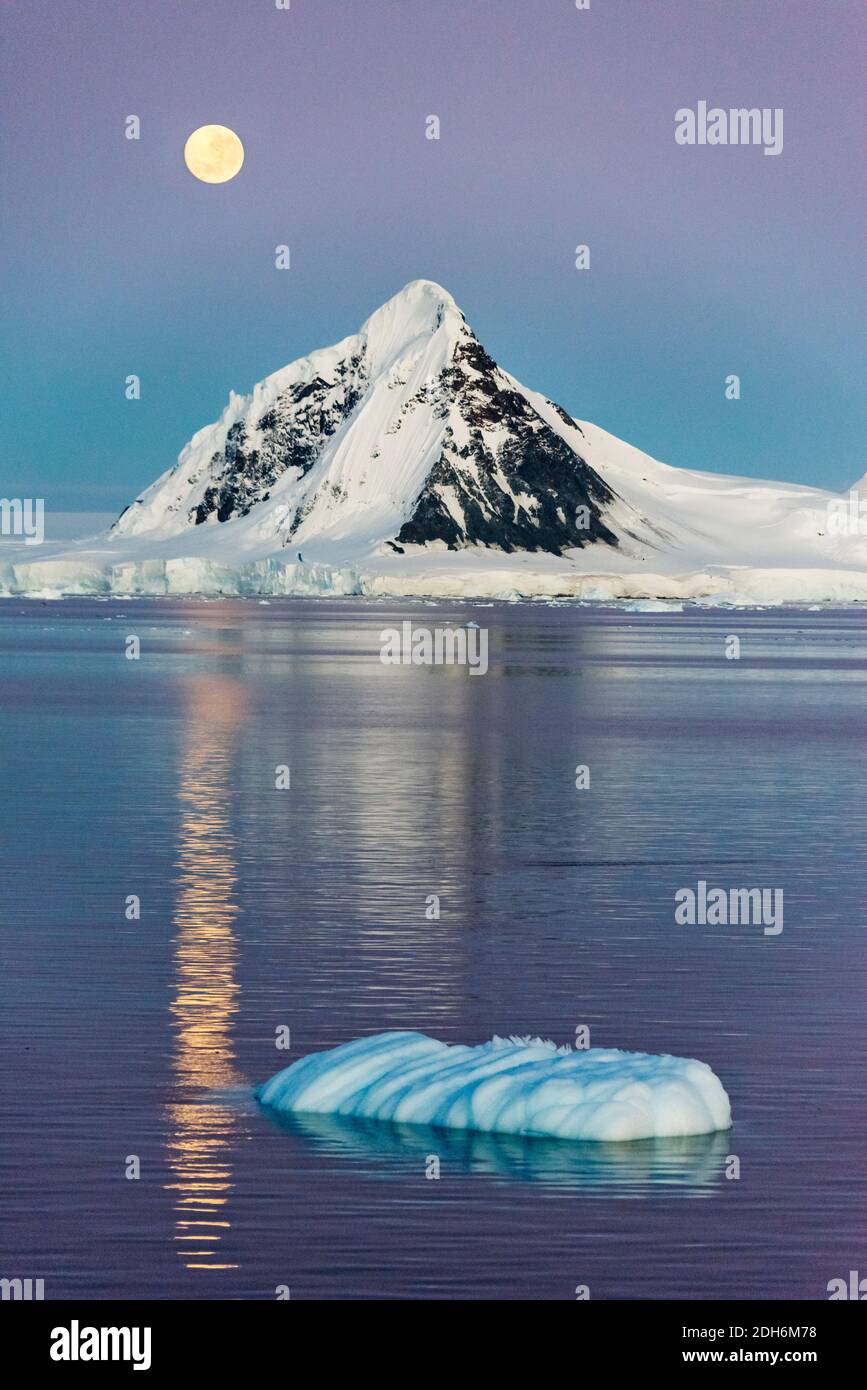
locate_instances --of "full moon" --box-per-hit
[183,125,244,184]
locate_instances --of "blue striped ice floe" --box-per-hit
[256,1031,731,1142]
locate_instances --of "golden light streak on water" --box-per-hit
[165,675,246,1273]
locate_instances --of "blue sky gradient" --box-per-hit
[1,0,864,511]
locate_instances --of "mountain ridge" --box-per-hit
[113,279,622,557]
[4,280,867,603]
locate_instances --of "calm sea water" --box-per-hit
[1,598,865,1300]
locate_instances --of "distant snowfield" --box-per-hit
[3,282,865,604]
[257,1031,733,1143]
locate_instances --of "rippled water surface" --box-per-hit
[1,599,865,1299]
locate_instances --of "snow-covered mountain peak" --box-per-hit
[6,281,865,603]
[111,280,618,556]
[357,279,464,374]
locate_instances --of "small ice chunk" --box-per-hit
[256,1031,731,1142]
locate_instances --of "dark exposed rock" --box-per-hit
[395,330,617,555]
[548,398,584,435]
[190,360,367,526]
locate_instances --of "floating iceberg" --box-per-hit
[256,1031,732,1143]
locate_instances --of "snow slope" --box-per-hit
[256,1031,732,1142]
[3,280,866,601]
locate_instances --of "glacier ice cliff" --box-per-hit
[256,1031,732,1142]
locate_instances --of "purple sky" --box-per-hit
[2,0,864,510]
